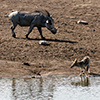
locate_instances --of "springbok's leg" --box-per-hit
[37,27,45,39]
[87,65,90,74]
[11,22,17,38]
[80,68,86,76]
[82,68,89,77]
[82,68,86,76]
[79,68,83,76]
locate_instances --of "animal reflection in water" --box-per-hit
[71,77,90,87]
[70,56,90,76]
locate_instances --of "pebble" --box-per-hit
[39,40,50,46]
[23,62,30,66]
[77,20,88,25]
[92,29,95,31]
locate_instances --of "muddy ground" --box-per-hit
[0,0,100,77]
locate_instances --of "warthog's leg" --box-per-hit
[11,22,17,38]
[37,27,45,39]
[26,24,34,39]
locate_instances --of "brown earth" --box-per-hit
[0,0,100,78]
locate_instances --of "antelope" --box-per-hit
[70,56,90,76]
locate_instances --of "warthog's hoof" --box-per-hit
[12,34,16,38]
[41,37,46,40]
[26,35,30,39]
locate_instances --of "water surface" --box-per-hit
[0,76,100,100]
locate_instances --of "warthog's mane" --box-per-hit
[34,10,50,17]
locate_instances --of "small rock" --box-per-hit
[77,20,88,25]
[92,29,95,31]
[23,62,30,66]
[39,40,50,46]
[32,76,35,78]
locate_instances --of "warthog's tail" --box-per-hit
[5,10,16,17]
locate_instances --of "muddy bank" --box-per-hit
[0,60,100,77]
[0,0,100,77]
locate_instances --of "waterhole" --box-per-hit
[0,76,100,100]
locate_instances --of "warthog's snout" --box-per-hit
[51,28,57,34]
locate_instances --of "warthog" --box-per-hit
[9,10,57,39]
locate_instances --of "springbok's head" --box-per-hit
[70,58,77,68]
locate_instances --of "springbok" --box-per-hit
[70,56,90,76]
